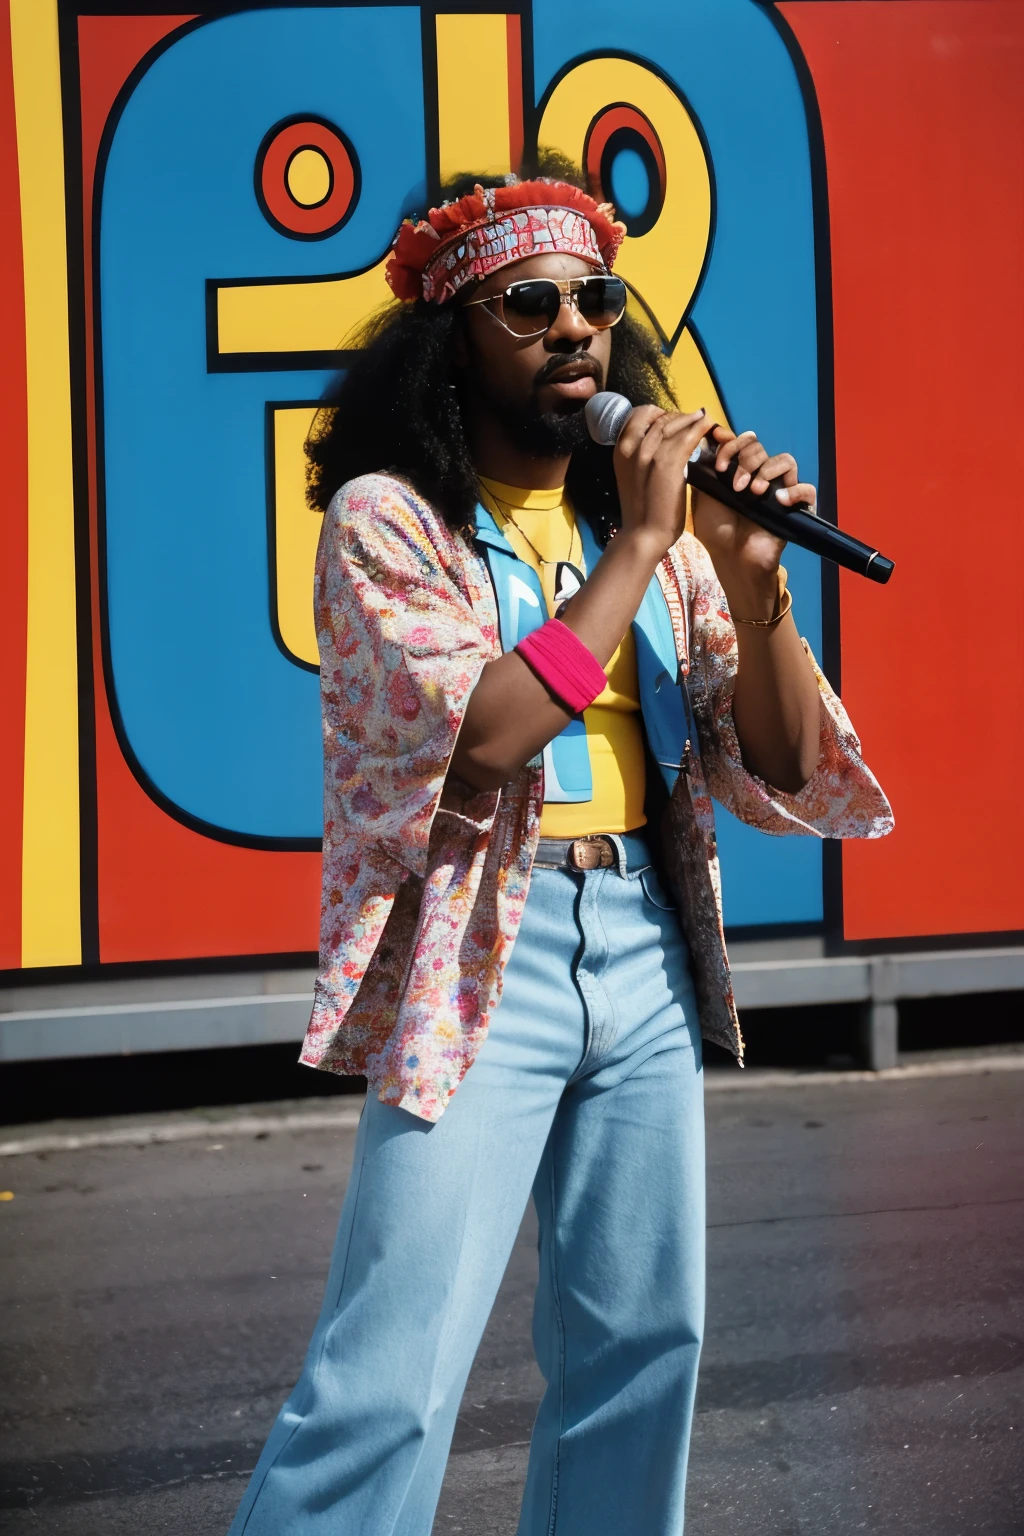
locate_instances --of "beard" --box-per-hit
[457,331,600,461]
[498,396,591,458]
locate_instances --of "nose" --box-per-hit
[544,294,596,352]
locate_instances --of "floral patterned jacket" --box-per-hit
[301,472,893,1122]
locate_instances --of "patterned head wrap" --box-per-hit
[385,178,627,305]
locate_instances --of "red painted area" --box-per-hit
[0,2,28,968]
[781,1,1024,940]
[259,118,356,237]
[585,105,667,200]
[78,14,196,179]
[79,15,321,963]
[92,702,321,963]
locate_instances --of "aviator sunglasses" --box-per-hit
[463,274,629,339]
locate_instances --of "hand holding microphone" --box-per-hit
[585,392,894,585]
[602,402,714,563]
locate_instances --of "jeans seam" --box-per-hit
[567,874,593,1082]
[590,876,614,1060]
[543,1149,566,1536]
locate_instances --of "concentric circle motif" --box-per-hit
[585,104,666,239]
[256,116,358,240]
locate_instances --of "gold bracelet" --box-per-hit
[732,585,793,629]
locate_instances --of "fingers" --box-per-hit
[659,408,708,439]
[696,423,819,529]
[714,430,756,474]
[613,406,663,511]
[615,407,708,485]
[613,403,666,462]
[638,409,706,471]
[775,481,817,508]
[613,405,713,548]
[748,451,797,494]
[715,433,805,498]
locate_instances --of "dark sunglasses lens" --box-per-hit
[576,276,628,326]
[501,280,560,333]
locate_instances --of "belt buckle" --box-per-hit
[568,836,615,871]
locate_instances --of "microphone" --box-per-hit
[585,392,894,585]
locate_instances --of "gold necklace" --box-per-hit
[485,488,576,568]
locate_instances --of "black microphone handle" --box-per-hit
[686,451,894,585]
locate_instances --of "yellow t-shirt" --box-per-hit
[479,477,646,836]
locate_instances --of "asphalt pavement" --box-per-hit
[2,1064,1022,1534]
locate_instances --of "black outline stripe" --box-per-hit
[756,0,843,945]
[517,0,535,168]
[265,398,324,675]
[420,5,441,199]
[70,0,427,12]
[676,313,734,429]
[57,2,100,964]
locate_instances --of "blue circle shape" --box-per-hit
[608,146,650,220]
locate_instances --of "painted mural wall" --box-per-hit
[2,0,1022,977]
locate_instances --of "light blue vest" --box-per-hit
[473,504,697,800]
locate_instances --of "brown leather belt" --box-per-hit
[533,831,653,873]
[534,835,615,871]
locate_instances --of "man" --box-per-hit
[228,169,891,1535]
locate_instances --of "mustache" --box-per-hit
[533,352,603,388]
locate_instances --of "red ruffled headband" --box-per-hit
[386,178,627,304]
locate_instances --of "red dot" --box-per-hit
[258,118,357,239]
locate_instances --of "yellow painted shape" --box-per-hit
[539,57,711,345]
[624,294,728,427]
[668,327,728,427]
[273,407,322,667]
[217,256,393,355]
[10,0,81,967]
[623,299,730,536]
[286,147,332,208]
[436,14,510,183]
[670,327,729,535]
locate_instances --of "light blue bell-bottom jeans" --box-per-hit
[228,839,705,1536]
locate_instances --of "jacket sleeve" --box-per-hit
[676,535,894,840]
[317,474,500,879]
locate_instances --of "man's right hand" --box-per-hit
[612,406,709,558]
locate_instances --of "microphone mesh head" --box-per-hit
[585,391,632,446]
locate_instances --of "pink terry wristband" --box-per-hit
[515,618,607,715]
